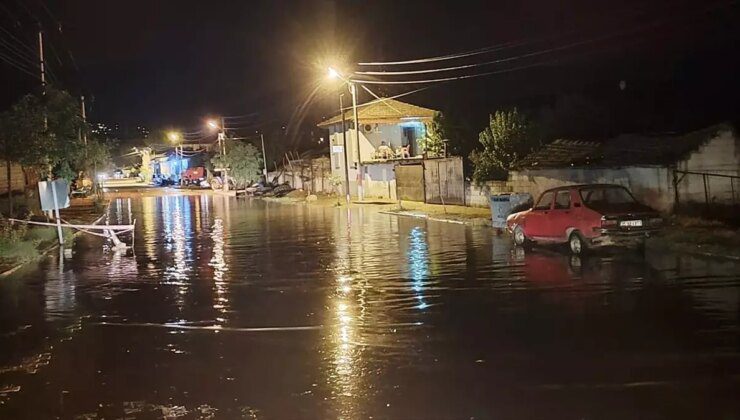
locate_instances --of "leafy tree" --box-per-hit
[419,112,449,157]
[0,88,90,214]
[469,108,538,183]
[210,140,262,189]
[0,94,47,215]
[43,88,87,176]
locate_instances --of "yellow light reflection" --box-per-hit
[209,218,229,317]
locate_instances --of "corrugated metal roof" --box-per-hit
[317,98,437,127]
[517,124,733,169]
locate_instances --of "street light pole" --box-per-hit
[339,93,350,204]
[220,116,229,192]
[349,82,363,201]
[327,67,363,201]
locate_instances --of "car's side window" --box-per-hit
[554,190,571,210]
[533,191,554,211]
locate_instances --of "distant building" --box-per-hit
[317,98,438,197]
[508,123,740,213]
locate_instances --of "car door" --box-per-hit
[525,191,555,240]
[548,189,573,241]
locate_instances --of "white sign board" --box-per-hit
[38,179,70,211]
[332,145,344,154]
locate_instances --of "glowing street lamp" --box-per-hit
[327,67,341,80]
[167,131,181,143]
[206,119,219,131]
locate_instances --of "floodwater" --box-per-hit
[1,193,739,419]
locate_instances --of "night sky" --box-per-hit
[2,0,739,143]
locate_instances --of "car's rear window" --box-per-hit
[579,186,636,205]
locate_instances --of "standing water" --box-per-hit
[0,193,739,419]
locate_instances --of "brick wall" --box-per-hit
[465,180,511,207]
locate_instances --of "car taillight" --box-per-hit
[601,217,618,228]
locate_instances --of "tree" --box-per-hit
[469,108,538,183]
[0,88,89,215]
[210,140,262,189]
[0,95,46,215]
[419,112,449,157]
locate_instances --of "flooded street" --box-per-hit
[1,193,739,419]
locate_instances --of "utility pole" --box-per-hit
[39,29,53,219]
[38,30,46,93]
[221,116,229,192]
[350,82,363,200]
[81,96,87,145]
[339,93,350,204]
[260,133,267,177]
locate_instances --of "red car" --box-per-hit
[506,184,662,254]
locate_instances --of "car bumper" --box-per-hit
[590,230,656,248]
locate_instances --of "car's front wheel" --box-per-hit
[513,226,530,248]
[568,231,587,255]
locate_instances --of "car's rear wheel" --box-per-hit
[568,231,587,255]
[513,226,531,248]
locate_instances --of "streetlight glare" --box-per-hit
[167,131,181,142]
[207,119,219,130]
[327,67,340,80]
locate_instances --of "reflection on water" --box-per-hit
[408,226,430,310]
[0,194,738,419]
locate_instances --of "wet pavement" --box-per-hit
[0,193,739,419]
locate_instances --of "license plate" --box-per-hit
[620,220,643,227]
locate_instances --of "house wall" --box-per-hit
[675,130,740,204]
[465,181,511,207]
[328,122,415,199]
[506,127,740,213]
[508,167,675,212]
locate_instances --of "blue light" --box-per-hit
[407,226,429,310]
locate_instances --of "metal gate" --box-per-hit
[424,157,465,205]
[395,164,425,202]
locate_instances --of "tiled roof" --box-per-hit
[317,98,438,127]
[516,124,733,169]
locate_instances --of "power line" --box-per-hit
[357,39,529,66]
[0,24,36,55]
[0,51,39,78]
[352,60,559,85]
[0,36,38,66]
[223,112,260,120]
[356,1,737,75]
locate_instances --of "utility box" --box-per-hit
[489,193,533,229]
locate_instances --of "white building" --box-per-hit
[317,98,438,197]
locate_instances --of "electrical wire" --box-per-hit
[0,40,40,73]
[355,19,661,77]
[0,50,39,78]
[352,60,558,85]
[0,35,36,64]
[355,1,736,75]
[357,39,529,66]
[0,24,37,55]
[223,112,259,120]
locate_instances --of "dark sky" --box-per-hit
[1,0,739,139]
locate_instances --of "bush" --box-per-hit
[470,108,539,183]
